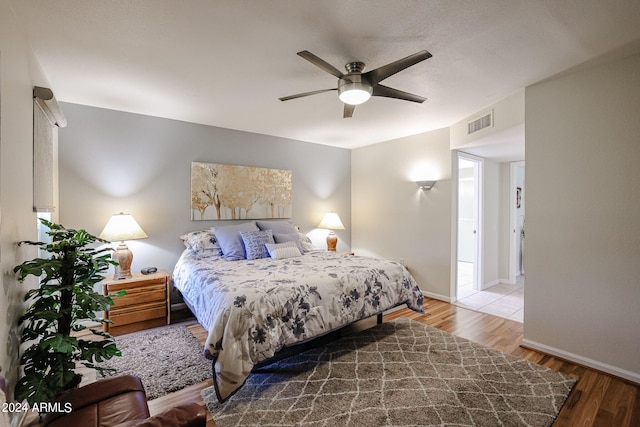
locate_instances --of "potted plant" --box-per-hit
[14,219,124,405]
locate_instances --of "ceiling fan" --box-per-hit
[279,50,432,118]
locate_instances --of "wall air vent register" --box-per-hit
[468,110,493,135]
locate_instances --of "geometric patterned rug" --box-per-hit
[203,317,576,427]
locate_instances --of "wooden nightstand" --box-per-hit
[102,270,170,336]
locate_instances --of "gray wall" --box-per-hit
[58,103,351,275]
[524,51,640,381]
[351,128,452,297]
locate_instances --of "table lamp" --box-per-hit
[99,213,148,280]
[318,211,345,251]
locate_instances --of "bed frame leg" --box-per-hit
[377,313,383,324]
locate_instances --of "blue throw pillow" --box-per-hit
[212,221,259,260]
[240,230,275,260]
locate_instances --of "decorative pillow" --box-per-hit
[273,232,301,249]
[296,231,318,252]
[274,232,317,253]
[179,230,218,252]
[212,221,259,261]
[256,220,297,235]
[239,230,275,260]
[265,241,302,259]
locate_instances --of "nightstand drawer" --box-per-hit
[109,283,166,308]
[106,275,167,292]
[109,301,166,325]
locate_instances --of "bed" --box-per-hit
[172,223,424,402]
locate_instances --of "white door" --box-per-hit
[457,153,483,292]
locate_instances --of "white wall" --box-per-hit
[58,103,352,275]
[524,51,640,381]
[450,89,524,151]
[0,0,51,397]
[481,158,501,288]
[351,128,452,299]
[499,162,517,280]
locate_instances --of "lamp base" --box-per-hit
[112,242,133,280]
[326,230,338,252]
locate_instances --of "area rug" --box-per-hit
[202,317,576,427]
[98,323,211,400]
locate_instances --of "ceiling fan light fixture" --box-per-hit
[338,85,372,105]
[281,50,432,115]
[338,74,372,105]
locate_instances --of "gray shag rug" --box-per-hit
[203,317,576,427]
[99,323,211,400]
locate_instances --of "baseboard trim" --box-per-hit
[480,279,501,290]
[521,338,640,385]
[421,290,450,303]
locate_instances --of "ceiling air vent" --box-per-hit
[468,111,493,135]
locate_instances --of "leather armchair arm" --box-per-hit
[43,375,149,426]
[52,375,146,409]
[133,403,207,427]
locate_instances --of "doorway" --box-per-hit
[510,161,525,284]
[453,155,525,323]
[456,153,482,297]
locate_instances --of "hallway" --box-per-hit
[455,262,524,322]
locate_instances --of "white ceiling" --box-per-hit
[10,1,640,150]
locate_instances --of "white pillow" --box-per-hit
[296,231,318,252]
[179,230,219,252]
[265,241,302,259]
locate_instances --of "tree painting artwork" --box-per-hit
[191,162,292,220]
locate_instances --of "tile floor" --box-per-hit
[455,262,524,322]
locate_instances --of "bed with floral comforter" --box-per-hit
[172,248,424,402]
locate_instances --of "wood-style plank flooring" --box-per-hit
[148,297,640,426]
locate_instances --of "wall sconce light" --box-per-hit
[416,180,437,190]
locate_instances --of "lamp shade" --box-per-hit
[318,212,345,230]
[99,213,148,242]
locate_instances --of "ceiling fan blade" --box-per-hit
[372,84,426,103]
[297,51,344,78]
[343,103,355,118]
[364,50,432,85]
[279,88,337,101]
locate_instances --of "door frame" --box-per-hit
[452,151,484,300]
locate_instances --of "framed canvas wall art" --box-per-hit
[191,162,292,220]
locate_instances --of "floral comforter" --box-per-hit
[172,249,424,402]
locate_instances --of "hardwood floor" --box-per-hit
[148,297,640,426]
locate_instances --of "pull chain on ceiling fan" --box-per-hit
[279,50,432,118]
